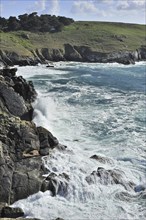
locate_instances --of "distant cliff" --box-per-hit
[0,44,146,66]
[0,21,146,65]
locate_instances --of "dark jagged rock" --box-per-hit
[12,76,37,103]
[0,77,27,117]
[90,154,113,164]
[2,68,17,77]
[37,126,59,156]
[0,67,62,207]
[0,114,44,204]
[41,172,69,196]
[134,184,146,192]
[86,167,135,190]
[1,206,24,218]
[55,218,64,220]
[0,67,37,120]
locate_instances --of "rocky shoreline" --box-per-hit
[0,65,145,219]
[0,45,146,67]
[0,67,68,219]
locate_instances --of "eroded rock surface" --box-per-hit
[0,45,146,66]
[0,67,61,206]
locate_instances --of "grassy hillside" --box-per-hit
[0,21,145,57]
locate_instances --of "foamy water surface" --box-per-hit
[13,62,146,220]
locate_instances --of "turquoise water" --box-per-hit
[15,62,146,220]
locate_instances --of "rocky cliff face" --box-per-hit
[0,67,69,212]
[0,45,146,67]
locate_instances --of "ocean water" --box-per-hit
[14,62,146,219]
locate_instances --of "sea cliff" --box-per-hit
[0,45,146,66]
[0,21,146,66]
[0,67,68,219]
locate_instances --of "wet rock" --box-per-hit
[12,76,37,103]
[2,67,17,77]
[0,203,8,217]
[0,67,61,205]
[90,154,113,164]
[55,218,64,220]
[41,172,69,196]
[134,184,146,192]
[86,167,135,190]
[1,206,24,218]
[37,126,59,156]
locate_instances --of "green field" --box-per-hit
[0,21,145,57]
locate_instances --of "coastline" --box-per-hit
[0,67,67,219]
[0,62,145,219]
[11,62,146,219]
[0,45,146,67]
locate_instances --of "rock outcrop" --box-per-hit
[86,167,135,191]
[90,154,113,164]
[0,45,146,67]
[0,67,67,211]
[0,206,24,218]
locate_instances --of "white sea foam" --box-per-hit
[14,62,146,220]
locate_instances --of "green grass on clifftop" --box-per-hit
[0,21,145,56]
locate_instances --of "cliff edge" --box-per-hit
[0,67,68,218]
[0,21,146,66]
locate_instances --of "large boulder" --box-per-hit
[12,76,37,103]
[0,68,37,120]
[1,206,24,218]
[86,167,135,190]
[37,126,59,156]
[41,172,69,196]
[90,154,113,164]
[0,80,27,118]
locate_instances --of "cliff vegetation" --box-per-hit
[0,15,146,65]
